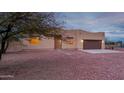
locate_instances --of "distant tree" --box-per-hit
[0,12,62,60]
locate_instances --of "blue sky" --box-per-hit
[59,12,124,41]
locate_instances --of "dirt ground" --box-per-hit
[0,49,124,80]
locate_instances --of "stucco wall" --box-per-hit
[22,37,54,49]
[61,31,77,49]
[19,29,105,50]
[7,41,23,52]
[62,40,76,49]
[81,31,104,40]
[61,30,105,49]
[101,40,105,49]
[77,30,105,49]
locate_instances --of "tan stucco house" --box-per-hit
[21,29,105,50]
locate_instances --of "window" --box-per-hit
[63,36,74,44]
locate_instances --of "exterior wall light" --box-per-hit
[30,37,40,45]
[81,40,84,43]
[102,40,104,43]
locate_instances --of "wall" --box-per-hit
[61,30,105,49]
[7,41,23,52]
[77,30,105,49]
[61,31,77,49]
[11,30,105,50]
[22,37,54,49]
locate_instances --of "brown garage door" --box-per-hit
[83,40,102,49]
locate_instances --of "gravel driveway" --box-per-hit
[0,49,124,80]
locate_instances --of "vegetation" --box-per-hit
[0,12,62,60]
[105,38,123,49]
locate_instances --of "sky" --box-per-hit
[59,12,124,42]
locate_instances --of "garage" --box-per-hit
[83,40,102,49]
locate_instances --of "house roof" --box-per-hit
[60,29,104,34]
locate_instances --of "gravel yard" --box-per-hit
[0,49,124,80]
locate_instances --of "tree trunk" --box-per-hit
[0,24,12,61]
[0,39,8,60]
[0,41,5,60]
[4,40,9,53]
[1,41,6,54]
[2,40,9,54]
[0,50,2,60]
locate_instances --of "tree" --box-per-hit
[0,12,62,60]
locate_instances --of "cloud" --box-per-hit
[62,13,124,33]
[106,33,124,38]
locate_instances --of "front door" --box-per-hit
[54,35,62,49]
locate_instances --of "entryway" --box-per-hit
[54,35,62,49]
